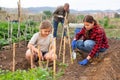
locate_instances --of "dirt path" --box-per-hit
[0,39,120,80]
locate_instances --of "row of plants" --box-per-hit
[0,21,39,49]
[0,68,52,80]
[0,63,68,80]
[1,17,120,48]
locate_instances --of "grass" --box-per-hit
[105,29,120,39]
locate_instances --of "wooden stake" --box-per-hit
[10,22,13,49]
[37,45,43,68]
[17,0,21,47]
[7,17,10,48]
[63,36,66,63]
[46,37,53,69]
[18,0,21,22]
[53,38,56,79]
[24,24,27,46]
[12,43,16,72]
[45,60,49,69]
[67,25,73,64]
[59,26,64,58]
[65,12,73,64]
[59,12,68,58]
[30,49,33,68]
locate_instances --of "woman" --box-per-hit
[72,15,109,66]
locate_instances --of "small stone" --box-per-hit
[104,58,110,61]
[79,76,88,80]
[0,65,2,68]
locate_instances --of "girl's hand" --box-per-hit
[31,47,38,55]
[32,47,43,60]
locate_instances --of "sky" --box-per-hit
[0,0,120,11]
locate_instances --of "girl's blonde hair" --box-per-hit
[39,20,52,30]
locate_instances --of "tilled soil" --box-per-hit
[0,39,120,80]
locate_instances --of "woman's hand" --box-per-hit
[78,59,89,65]
[71,40,77,50]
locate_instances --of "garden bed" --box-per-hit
[0,38,120,80]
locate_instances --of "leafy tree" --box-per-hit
[43,10,52,19]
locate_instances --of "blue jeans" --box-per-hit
[53,20,66,37]
[76,40,107,56]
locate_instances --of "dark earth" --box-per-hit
[0,38,120,80]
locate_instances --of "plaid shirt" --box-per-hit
[75,25,109,58]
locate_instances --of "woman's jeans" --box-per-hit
[76,40,107,56]
[53,20,66,37]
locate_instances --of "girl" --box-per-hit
[72,15,109,66]
[26,20,57,68]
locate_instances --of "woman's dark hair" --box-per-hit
[83,15,98,39]
[83,15,97,25]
